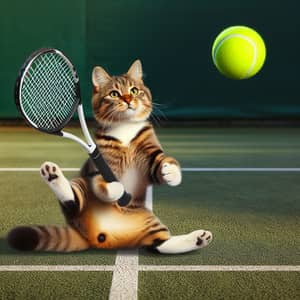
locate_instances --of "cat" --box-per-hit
[7,60,212,254]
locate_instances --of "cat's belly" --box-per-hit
[81,203,157,249]
[120,168,146,197]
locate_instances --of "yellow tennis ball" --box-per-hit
[212,26,266,79]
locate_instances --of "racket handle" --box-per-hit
[89,148,131,206]
[117,191,132,207]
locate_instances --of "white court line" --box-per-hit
[182,168,300,172]
[1,167,299,296]
[108,250,139,300]
[139,265,300,272]
[0,265,299,272]
[108,186,153,300]
[0,265,114,271]
[0,168,80,172]
[2,168,300,172]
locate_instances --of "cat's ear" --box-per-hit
[127,60,143,82]
[92,66,111,90]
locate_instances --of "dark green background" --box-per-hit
[0,0,299,119]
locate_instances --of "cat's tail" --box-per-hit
[7,225,89,252]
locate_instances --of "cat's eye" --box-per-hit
[109,90,120,98]
[130,87,139,95]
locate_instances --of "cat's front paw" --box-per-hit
[106,181,125,202]
[161,162,182,186]
[192,230,213,249]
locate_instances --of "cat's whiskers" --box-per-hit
[150,113,162,127]
[152,109,166,121]
[152,101,166,108]
[151,103,167,127]
[98,107,119,125]
[97,110,111,123]
[152,101,167,117]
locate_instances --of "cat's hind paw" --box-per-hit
[161,162,182,186]
[155,229,213,254]
[192,230,213,249]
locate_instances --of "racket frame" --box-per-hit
[15,48,97,153]
[15,48,80,134]
[15,48,131,206]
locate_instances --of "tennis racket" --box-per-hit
[15,48,131,206]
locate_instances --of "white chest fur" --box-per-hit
[106,121,147,146]
[120,168,140,195]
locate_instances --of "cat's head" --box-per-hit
[92,60,152,125]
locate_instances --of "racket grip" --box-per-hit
[118,191,132,207]
[89,148,131,206]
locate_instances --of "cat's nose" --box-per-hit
[121,94,132,105]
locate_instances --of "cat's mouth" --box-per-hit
[121,102,147,120]
[124,106,136,117]
[124,101,138,112]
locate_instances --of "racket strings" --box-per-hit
[23,59,73,129]
[23,63,61,128]
[20,52,78,131]
[23,57,60,125]
[26,55,75,126]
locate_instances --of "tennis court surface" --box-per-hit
[0,126,299,299]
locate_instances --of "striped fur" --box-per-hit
[7,60,213,253]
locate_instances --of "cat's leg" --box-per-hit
[154,230,213,254]
[136,211,212,254]
[92,174,125,202]
[150,154,182,186]
[40,162,80,217]
[40,162,74,203]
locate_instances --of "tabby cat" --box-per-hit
[8,60,212,254]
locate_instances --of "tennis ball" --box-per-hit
[212,26,266,79]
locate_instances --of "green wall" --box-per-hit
[1,0,299,119]
[0,0,87,118]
